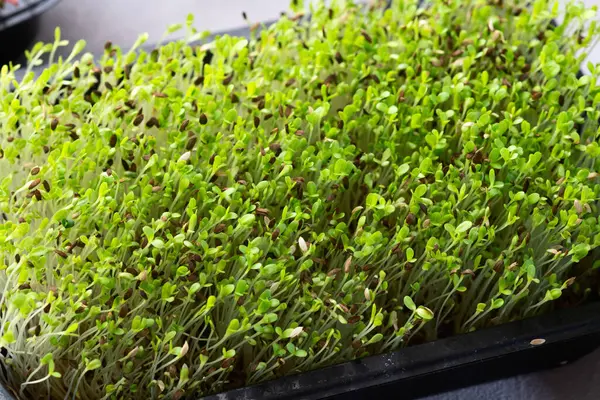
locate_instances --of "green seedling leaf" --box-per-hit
[86,359,102,371]
[456,221,472,234]
[416,306,434,321]
[403,296,416,311]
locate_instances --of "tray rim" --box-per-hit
[201,301,600,400]
[0,0,61,32]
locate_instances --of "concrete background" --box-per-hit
[33,0,286,53]
[4,0,600,399]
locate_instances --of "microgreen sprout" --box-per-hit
[0,0,599,399]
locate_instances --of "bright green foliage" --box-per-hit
[0,0,599,399]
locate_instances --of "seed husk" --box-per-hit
[223,73,234,85]
[199,113,208,125]
[54,250,68,259]
[574,200,583,214]
[121,159,130,171]
[146,117,159,128]
[255,208,270,216]
[180,119,190,132]
[186,136,198,151]
[361,30,372,43]
[194,75,205,86]
[119,304,129,318]
[214,223,226,234]
[28,179,41,190]
[327,268,341,277]
[344,256,352,274]
[493,259,504,273]
[178,152,191,162]
[271,228,280,240]
[133,114,144,126]
[269,143,282,155]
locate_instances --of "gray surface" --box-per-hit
[33,0,286,53]
[16,0,600,399]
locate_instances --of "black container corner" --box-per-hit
[0,0,61,67]
[202,302,600,400]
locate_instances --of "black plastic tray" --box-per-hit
[202,302,600,400]
[0,0,60,66]
[0,0,59,30]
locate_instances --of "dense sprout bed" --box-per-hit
[0,0,599,398]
